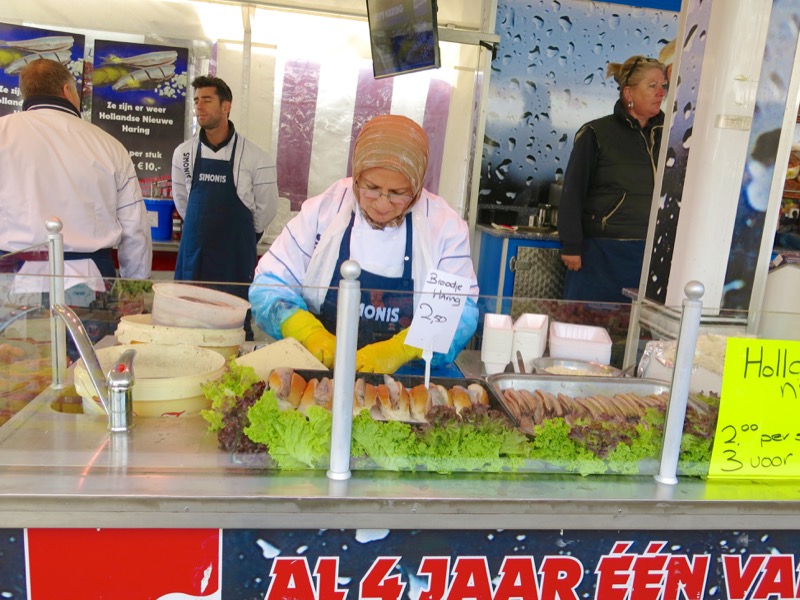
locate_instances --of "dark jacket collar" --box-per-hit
[22,95,80,117]
[200,120,236,152]
[613,99,664,131]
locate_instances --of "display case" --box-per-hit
[1,249,799,598]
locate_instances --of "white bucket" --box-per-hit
[115,314,243,359]
[151,283,250,330]
[73,344,226,417]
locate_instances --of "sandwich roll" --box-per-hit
[381,375,411,421]
[450,385,472,415]
[375,383,392,420]
[408,384,430,422]
[297,378,319,415]
[467,383,489,406]
[287,372,307,409]
[314,377,333,411]
[429,384,451,408]
[268,368,307,410]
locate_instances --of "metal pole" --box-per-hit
[327,259,361,481]
[47,218,67,388]
[654,280,704,485]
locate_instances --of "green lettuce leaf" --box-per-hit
[200,359,260,432]
[244,395,332,470]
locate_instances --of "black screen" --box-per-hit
[367,0,441,79]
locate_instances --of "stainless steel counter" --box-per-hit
[0,386,798,530]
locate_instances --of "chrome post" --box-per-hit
[327,260,361,481]
[46,218,67,387]
[107,348,135,433]
[655,281,704,485]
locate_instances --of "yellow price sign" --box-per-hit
[708,338,800,479]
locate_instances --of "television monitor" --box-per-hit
[366,0,440,79]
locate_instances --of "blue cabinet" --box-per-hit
[475,225,563,316]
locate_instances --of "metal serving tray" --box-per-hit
[486,373,670,398]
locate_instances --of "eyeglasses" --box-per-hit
[355,182,413,206]
[625,56,662,87]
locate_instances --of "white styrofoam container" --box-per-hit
[511,313,548,373]
[74,344,226,417]
[481,313,514,365]
[152,283,250,330]
[548,321,612,365]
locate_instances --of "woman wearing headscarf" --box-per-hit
[558,55,668,302]
[249,114,479,373]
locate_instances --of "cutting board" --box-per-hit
[235,338,326,381]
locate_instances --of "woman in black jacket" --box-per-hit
[558,55,668,303]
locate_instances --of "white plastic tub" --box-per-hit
[73,344,226,417]
[548,321,612,365]
[511,313,548,372]
[151,283,250,330]
[481,313,514,373]
[115,314,244,359]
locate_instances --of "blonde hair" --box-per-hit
[607,55,666,97]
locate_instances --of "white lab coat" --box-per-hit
[0,101,152,281]
[252,177,478,323]
[171,128,278,235]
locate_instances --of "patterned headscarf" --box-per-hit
[352,114,429,198]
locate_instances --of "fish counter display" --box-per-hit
[174,353,720,476]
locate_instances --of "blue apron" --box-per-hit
[563,238,645,303]
[174,136,257,301]
[319,211,414,348]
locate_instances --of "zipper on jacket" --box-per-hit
[601,193,626,230]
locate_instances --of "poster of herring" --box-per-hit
[0,22,85,117]
[90,39,188,182]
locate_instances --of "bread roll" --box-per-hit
[467,383,489,406]
[450,385,471,415]
[354,378,379,415]
[268,368,306,410]
[408,384,430,422]
[297,378,319,414]
[381,375,411,421]
[314,377,333,411]
[287,372,306,409]
[429,384,451,407]
[375,383,392,420]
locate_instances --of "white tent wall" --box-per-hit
[1,0,496,218]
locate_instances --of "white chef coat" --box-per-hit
[0,99,152,280]
[253,177,479,314]
[171,126,278,235]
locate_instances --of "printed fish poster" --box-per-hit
[90,39,188,184]
[0,22,85,117]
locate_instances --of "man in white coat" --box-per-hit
[171,75,278,339]
[0,58,152,283]
[249,114,479,373]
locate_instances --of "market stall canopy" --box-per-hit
[1,0,486,43]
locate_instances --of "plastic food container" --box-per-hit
[115,314,244,359]
[531,357,621,377]
[548,321,612,365]
[151,283,250,330]
[73,343,226,417]
[511,313,548,373]
[481,313,513,374]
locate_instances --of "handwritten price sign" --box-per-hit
[405,270,471,354]
[708,338,800,479]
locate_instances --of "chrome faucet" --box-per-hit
[51,304,135,432]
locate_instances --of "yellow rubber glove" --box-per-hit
[355,328,423,374]
[281,309,336,369]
